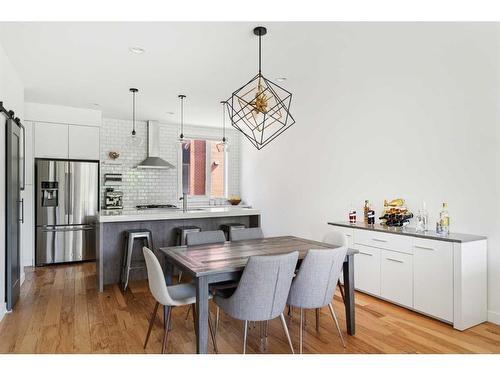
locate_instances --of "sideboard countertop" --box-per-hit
[328,221,487,243]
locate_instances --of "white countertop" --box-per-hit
[95,206,261,223]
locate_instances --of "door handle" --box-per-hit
[386,257,404,263]
[65,172,70,214]
[68,172,73,215]
[18,199,24,223]
[372,238,387,243]
[359,251,373,256]
[414,245,434,251]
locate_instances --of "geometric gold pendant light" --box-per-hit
[226,26,295,150]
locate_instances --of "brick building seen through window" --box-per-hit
[182,139,225,197]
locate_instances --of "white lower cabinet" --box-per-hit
[380,250,413,308]
[354,244,381,296]
[413,238,453,322]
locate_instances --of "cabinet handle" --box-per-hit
[386,257,404,263]
[359,251,373,256]
[372,238,387,243]
[414,245,434,251]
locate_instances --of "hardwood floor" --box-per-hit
[0,262,499,354]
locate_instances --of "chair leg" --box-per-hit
[279,313,295,354]
[338,280,345,302]
[185,304,191,320]
[144,302,159,349]
[328,303,346,348]
[207,311,219,354]
[215,306,220,338]
[178,271,183,283]
[316,308,320,331]
[162,306,173,354]
[300,308,304,354]
[243,320,248,354]
[191,303,197,337]
[265,320,269,337]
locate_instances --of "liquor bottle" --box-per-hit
[349,205,356,224]
[364,200,369,224]
[439,202,450,235]
[422,201,429,231]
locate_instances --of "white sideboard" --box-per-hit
[329,222,487,331]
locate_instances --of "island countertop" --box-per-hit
[95,206,261,223]
[328,221,487,243]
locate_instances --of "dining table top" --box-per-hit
[159,235,357,277]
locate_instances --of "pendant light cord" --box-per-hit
[222,101,226,141]
[179,94,186,139]
[258,32,262,74]
[132,91,136,135]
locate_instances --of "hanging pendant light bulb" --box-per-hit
[178,94,190,149]
[217,101,229,152]
[128,88,143,147]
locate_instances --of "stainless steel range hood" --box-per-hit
[137,121,175,169]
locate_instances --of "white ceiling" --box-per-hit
[0,22,322,127]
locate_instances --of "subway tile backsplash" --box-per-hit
[100,118,241,209]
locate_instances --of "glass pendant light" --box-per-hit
[178,94,190,149]
[128,88,142,147]
[217,101,229,152]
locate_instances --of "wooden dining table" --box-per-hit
[159,235,358,354]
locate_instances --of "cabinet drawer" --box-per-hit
[354,245,381,296]
[413,238,453,322]
[354,229,412,254]
[380,250,413,308]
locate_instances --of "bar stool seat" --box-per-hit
[220,223,246,241]
[121,229,153,291]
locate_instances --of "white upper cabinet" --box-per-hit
[68,125,100,160]
[34,122,100,160]
[34,122,69,159]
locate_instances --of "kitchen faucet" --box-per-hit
[179,193,187,212]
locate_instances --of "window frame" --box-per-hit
[177,136,228,199]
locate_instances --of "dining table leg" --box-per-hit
[195,275,209,354]
[343,254,355,335]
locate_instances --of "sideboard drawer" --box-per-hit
[354,229,412,254]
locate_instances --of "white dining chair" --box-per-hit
[142,247,218,354]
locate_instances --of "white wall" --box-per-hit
[0,42,24,321]
[241,23,500,323]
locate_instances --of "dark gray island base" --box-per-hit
[95,213,260,292]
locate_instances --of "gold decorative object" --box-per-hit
[108,151,120,160]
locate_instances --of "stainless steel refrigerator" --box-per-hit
[35,159,99,265]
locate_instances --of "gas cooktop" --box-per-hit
[136,204,179,210]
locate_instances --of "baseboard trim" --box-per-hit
[0,302,6,322]
[488,310,500,325]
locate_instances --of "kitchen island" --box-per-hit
[94,206,261,291]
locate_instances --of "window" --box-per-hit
[181,139,226,197]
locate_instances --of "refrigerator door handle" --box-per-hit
[41,225,93,233]
[64,172,70,215]
[68,172,73,215]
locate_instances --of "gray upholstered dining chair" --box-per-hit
[185,230,226,246]
[287,247,348,353]
[230,227,264,241]
[322,231,347,302]
[142,247,218,354]
[214,251,299,354]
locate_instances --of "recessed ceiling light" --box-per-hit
[275,77,287,82]
[166,111,175,115]
[91,103,101,107]
[129,46,145,54]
